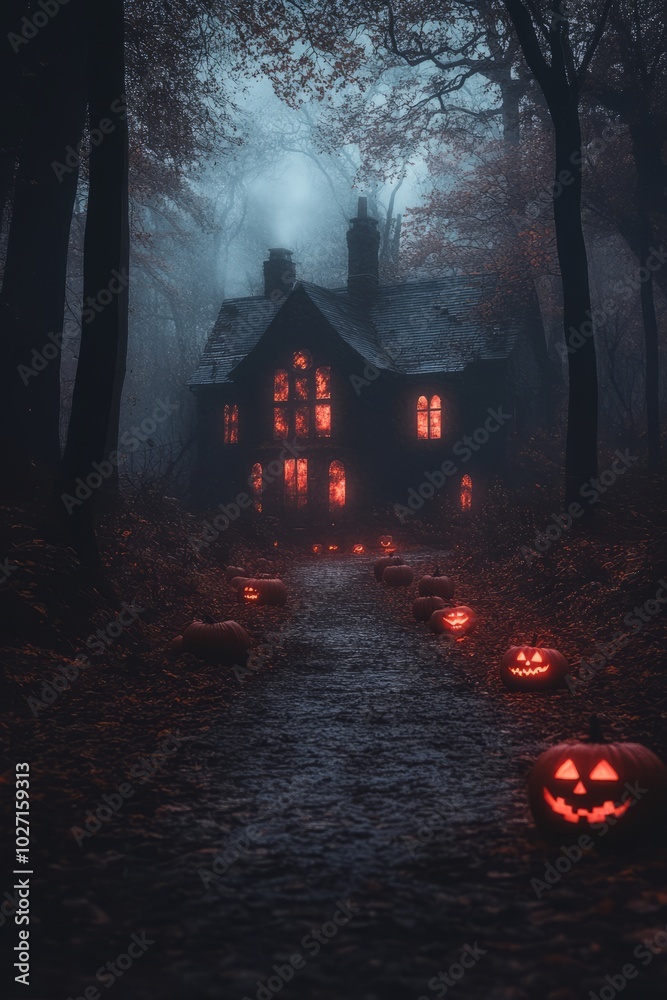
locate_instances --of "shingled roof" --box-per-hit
[188,273,514,387]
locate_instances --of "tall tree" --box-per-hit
[501,0,612,501]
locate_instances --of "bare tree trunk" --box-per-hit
[0,0,87,479]
[57,0,129,563]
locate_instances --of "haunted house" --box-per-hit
[189,198,547,523]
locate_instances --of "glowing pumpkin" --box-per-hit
[328,544,339,552]
[238,577,287,607]
[312,544,323,555]
[181,620,251,664]
[225,566,246,584]
[500,639,569,691]
[373,555,404,583]
[412,596,446,622]
[418,567,455,600]
[382,563,414,587]
[528,717,667,839]
[352,544,365,554]
[430,605,478,637]
[378,535,393,549]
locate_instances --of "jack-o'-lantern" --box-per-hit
[412,596,446,622]
[418,567,455,600]
[430,605,478,637]
[379,535,393,549]
[528,717,667,839]
[237,576,287,607]
[181,619,251,664]
[225,566,246,584]
[382,562,414,587]
[374,554,404,582]
[328,543,339,552]
[352,544,365,554]
[312,544,323,555]
[500,637,569,691]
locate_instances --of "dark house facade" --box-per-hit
[189,198,547,524]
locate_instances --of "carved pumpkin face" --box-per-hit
[379,535,393,549]
[352,544,365,554]
[328,543,339,552]
[238,577,287,607]
[429,605,478,636]
[312,544,323,555]
[500,644,569,691]
[528,735,667,839]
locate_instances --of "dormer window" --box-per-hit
[223,403,238,444]
[417,395,441,439]
[273,356,331,439]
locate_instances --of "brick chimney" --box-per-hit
[346,196,379,308]
[264,247,296,303]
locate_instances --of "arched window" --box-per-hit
[417,395,441,439]
[329,460,346,511]
[250,463,263,512]
[284,458,308,509]
[460,474,472,511]
[315,366,331,437]
[223,403,238,444]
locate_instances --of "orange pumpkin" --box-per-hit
[412,596,446,622]
[374,555,403,582]
[352,544,365,554]
[382,563,414,587]
[418,567,455,600]
[500,639,569,691]
[528,717,667,839]
[312,544,323,555]
[430,605,478,636]
[181,620,251,664]
[378,535,393,549]
[238,577,287,607]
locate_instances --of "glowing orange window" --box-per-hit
[417,396,428,439]
[417,394,442,439]
[295,405,309,438]
[284,458,308,509]
[316,367,330,399]
[223,403,238,444]
[250,463,263,512]
[274,370,289,401]
[460,474,472,511]
[329,460,345,511]
[273,407,288,439]
[429,395,441,438]
[292,350,312,370]
[295,376,309,400]
[315,404,331,437]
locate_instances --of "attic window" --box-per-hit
[417,395,441,440]
[292,349,312,370]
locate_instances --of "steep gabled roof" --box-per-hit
[371,275,516,375]
[189,273,515,387]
